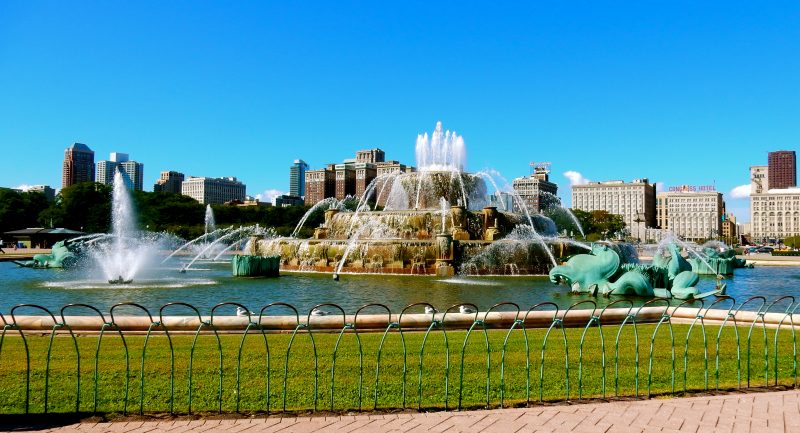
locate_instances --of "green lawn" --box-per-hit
[0,322,796,416]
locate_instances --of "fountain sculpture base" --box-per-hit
[108,276,133,285]
[435,261,455,277]
[232,255,280,277]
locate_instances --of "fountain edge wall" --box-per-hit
[6,308,791,332]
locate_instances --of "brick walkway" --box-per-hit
[5,390,800,433]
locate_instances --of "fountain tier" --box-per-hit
[252,122,586,276]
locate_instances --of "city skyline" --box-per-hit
[2,1,799,222]
[4,137,796,224]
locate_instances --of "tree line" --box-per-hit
[1,182,625,241]
[0,182,322,239]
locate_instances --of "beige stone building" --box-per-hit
[750,189,800,242]
[181,176,246,205]
[721,213,738,244]
[571,179,657,234]
[750,165,769,195]
[656,189,724,241]
[154,171,185,194]
[749,156,800,243]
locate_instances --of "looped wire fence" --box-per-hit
[0,295,798,415]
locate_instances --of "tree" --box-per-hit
[50,182,112,232]
[0,188,52,231]
[784,236,800,249]
[569,208,626,240]
[591,210,626,239]
[133,191,205,234]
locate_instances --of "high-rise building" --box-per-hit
[110,152,128,163]
[303,149,414,206]
[335,163,357,199]
[376,160,414,176]
[512,163,559,213]
[488,191,516,212]
[355,148,385,164]
[768,150,796,190]
[721,212,738,244]
[96,161,115,185]
[305,166,336,205]
[96,152,144,191]
[31,185,56,201]
[354,163,378,198]
[750,166,769,195]
[62,143,95,188]
[750,151,800,243]
[119,160,144,191]
[289,159,309,197]
[274,194,305,207]
[154,171,185,194]
[572,178,657,232]
[181,176,246,205]
[374,160,415,207]
[656,187,724,241]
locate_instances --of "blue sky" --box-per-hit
[1,1,798,222]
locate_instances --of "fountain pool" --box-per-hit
[0,259,785,314]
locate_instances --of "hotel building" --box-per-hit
[304,149,415,205]
[304,166,336,205]
[571,178,657,232]
[656,186,724,241]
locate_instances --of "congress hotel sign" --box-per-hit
[667,185,716,192]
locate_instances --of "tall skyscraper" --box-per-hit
[768,150,796,190]
[96,152,144,191]
[119,160,144,191]
[62,143,95,188]
[154,171,185,193]
[289,159,309,197]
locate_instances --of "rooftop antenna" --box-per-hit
[530,162,552,175]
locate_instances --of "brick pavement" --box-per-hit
[3,390,799,433]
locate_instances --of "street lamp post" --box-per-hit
[634,210,645,244]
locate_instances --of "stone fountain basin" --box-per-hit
[6,308,791,333]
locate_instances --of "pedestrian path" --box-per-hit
[5,390,800,433]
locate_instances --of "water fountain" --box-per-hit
[205,204,216,234]
[17,170,193,285]
[93,171,160,283]
[253,122,583,277]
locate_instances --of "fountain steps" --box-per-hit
[281,265,546,276]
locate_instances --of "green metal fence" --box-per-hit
[0,296,797,415]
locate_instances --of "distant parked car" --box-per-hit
[756,247,774,254]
